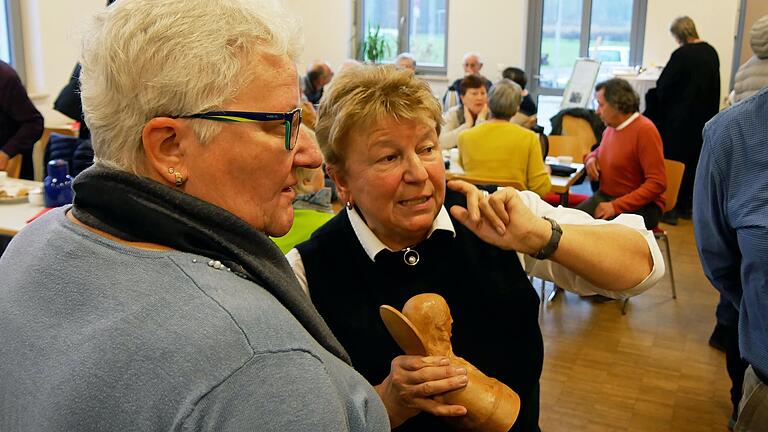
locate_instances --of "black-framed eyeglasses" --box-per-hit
[178,108,302,151]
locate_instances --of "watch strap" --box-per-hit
[531,216,562,260]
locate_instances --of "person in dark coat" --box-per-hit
[0,60,43,180]
[654,16,720,224]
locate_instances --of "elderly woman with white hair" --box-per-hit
[458,79,551,196]
[288,65,665,431]
[0,1,389,431]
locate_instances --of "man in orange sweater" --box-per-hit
[577,78,667,229]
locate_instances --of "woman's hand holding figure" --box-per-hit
[374,355,468,427]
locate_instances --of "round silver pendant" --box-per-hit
[403,248,420,266]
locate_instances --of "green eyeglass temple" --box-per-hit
[178,107,302,151]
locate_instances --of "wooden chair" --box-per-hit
[622,159,685,314]
[442,89,459,113]
[4,154,23,178]
[561,114,598,160]
[543,135,589,207]
[448,174,526,191]
[511,112,538,130]
[548,135,584,162]
[34,126,78,181]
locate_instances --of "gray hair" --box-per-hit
[462,52,482,65]
[396,52,416,69]
[80,0,301,174]
[488,79,522,120]
[670,16,699,44]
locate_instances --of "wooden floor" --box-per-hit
[536,218,732,431]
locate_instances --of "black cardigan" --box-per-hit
[297,192,544,431]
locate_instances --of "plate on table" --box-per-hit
[0,187,30,204]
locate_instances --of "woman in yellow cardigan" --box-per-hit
[458,79,551,196]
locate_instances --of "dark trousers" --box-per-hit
[716,298,749,421]
[0,235,11,257]
[671,151,699,213]
[576,190,662,229]
[725,323,749,421]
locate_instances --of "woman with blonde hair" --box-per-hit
[288,65,665,431]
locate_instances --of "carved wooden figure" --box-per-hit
[380,293,521,431]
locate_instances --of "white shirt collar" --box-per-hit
[615,112,640,131]
[346,205,456,262]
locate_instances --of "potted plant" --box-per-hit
[359,24,391,64]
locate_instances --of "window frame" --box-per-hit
[2,0,26,84]
[525,0,647,101]
[354,0,449,76]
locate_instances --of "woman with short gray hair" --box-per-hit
[487,79,523,120]
[458,79,551,196]
[0,1,390,430]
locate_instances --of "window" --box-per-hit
[526,0,647,132]
[356,0,449,74]
[1,0,26,83]
[1,1,12,63]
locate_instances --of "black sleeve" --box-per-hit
[0,71,44,157]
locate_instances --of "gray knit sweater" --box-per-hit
[0,208,389,431]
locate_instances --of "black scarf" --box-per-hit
[71,165,351,365]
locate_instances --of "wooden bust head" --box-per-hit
[380,293,520,431]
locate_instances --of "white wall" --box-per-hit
[446,0,529,84]
[21,0,105,125]
[282,0,354,75]
[643,0,740,100]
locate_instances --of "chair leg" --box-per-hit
[660,233,677,299]
[622,299,628,315]
[547,285,562,303]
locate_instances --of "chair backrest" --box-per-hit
[448,174,526,191]
[442,89,458,113]
[561,114,597,157]
[662,159,685,213]
[5,154,22,178]
[538,133,549,160]
[547,135,583,161]
[34,126,77,181]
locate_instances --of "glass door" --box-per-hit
[526,0,646,132]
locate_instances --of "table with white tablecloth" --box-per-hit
[0,179,46,236]
[613,69,661,113]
